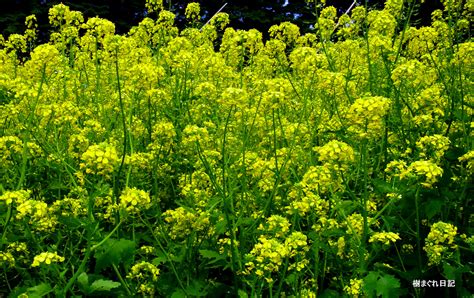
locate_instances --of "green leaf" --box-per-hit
[89,279,121,292]
[319,289,340,298]
[152,256,168,266]
[285,272,297,284]
[373,179,394,194]
[199,249,226,266]
[442,263,469,281]
[238,289,249,298]
[25,283,53,298]
[171,289,187,298]
[185,279,208,296]
[424,200,443,219]
[363,271,380,295]
[443,263,456,280]
[199,249,223,259]
[77,272,90,293]
[170,246,186,263]
[94,238,136,272]
[376,274,400,298]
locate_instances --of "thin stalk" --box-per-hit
[62,221,123,296]
[139,215,187,294]
[414,186,422,273]
[359,140,369,274]
[112,264,132,296]
[114,47,127,216]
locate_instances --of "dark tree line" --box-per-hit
[1,0,442,40]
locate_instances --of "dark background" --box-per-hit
[0,0,443,40]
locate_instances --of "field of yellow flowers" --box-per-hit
[0,0,472,296]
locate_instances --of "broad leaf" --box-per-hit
[94,238,136,272]
[89,279,121,292]
[376,274,400,298]
[77,272,90,293]
[25,283,53,298]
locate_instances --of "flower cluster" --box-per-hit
[127,261,160,296]
[423,221,458,265]
[402,160,444,188]
[31,252,65,267]
[258,215,291,238]
[0,136,23,166]
[16,199,57,232]
[416,134,450,161]
[185,2,200,21]
[346,96,391,139]
[119,187,152,214]
[459,150,474,174]
[0,189,31,206]
[369,232,401,245]
[79,142,120,179]
[286,188,329,217]
[313,140,355,171]
[344,278,363,296]
[244,231,309,284]
[0,1,471,296]
[162,207,212,241]
[0,251,16,267]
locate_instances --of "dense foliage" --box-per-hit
[0,0,472,297]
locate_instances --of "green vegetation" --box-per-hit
[0,0,472,296]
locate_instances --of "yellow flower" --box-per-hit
[145,0,163,13]
[0,189,31,206]
[313,140,355,170]
[346,96,391,139]
[459,150,474,174]
[31,252,65,267]
[127,261,160,295]
[416,134,450,161]
[258,215,291,238]
[369,232,401,245]
[344,278,363,296]
[269,22,300,46]
[185,2,200,21]
[119,187,151,214]
[80,142,120,179]
[401,160,444,188]
[0,252,15,267]
[424,221,458,265]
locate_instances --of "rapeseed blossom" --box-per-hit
[185,2,200,21]
[343,278,363,296]
[119,187,152,214]
[416,134,450,160]
[424,221,458,265]
[402,160,444,188]
[31,252,65,267]
[244,236,289,283]
[80,142,120,178]
[313,140,355,171]
[16,199,57,232]
[0,190,31,206]
[346,96,391,139]
[369,232,401,245]
[0,1,471,296]
[0,252,16,267]
[127,261,160,295]
[459,150,474,173]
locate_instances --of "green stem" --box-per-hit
[360,140,369,274]
[139,215,187,294]
[62,221,123,296]
[112,263,132,296]
[414,186,422,274]
[0,205,12,248]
